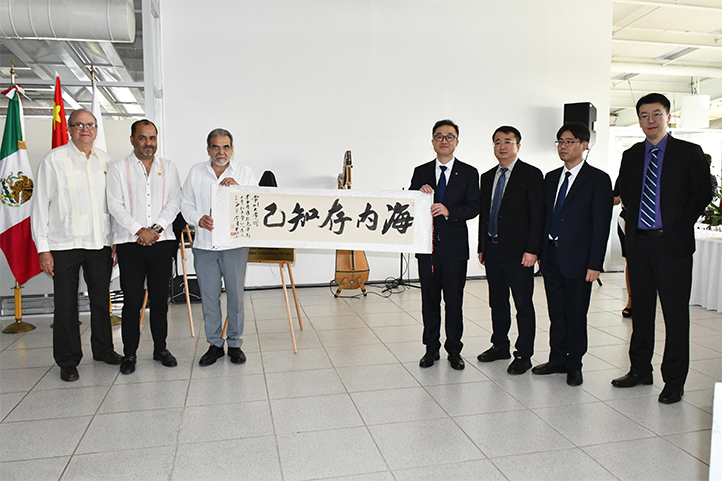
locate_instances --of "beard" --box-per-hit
[211,153,233,167]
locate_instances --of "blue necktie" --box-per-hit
[488,167,508,238]
[437,165,447,203]
[549,171,571,239]
[640,147,659,228]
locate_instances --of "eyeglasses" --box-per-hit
[433,134,457,143]
[639,112,666,122]
[555,139,581,147]
[493,140,517,147]
[69,123,97,131]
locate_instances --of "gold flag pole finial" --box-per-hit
[10,58,16,86]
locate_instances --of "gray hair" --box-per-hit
[206,128,233,147]
[68,108,97,125]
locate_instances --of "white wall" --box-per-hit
[161,0,614,288]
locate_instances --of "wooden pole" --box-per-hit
[2,282,36,334]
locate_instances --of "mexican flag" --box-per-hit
[0,86,42,285]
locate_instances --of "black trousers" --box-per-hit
[627,235,691,386]
[52,247,113,368]
[116,240,175,357]
[484,240,536,359]
[417,255,467,355]
[542,242,592,371]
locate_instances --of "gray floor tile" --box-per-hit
[277,427,386,481]
[186,373,267,405]
[325,343,397,367]
[172,436,282,481]
[455,410,574,458]
[77,409,182,453]
[5,385,108,422]
[350,387,447,425]
[393,459,506,481]
[99,379,188,413]
[336,364,419,392]
[493,448,618,481]
[583,437,709,481]
[369,418,484,470]
[606,395,713,436]
[0,416,91,461]
[64,446,175,480]
[426,380,526,416]
[0,457,68,481]
[179,400,273,443]
[271,393,363,434]
[261,347,333,372]
[266,368,346,399]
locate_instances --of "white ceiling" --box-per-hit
[610,0,722,127]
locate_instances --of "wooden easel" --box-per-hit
[139,225,195,337]
[221,250,303,353]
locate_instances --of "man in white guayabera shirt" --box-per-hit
[181,128,256,367]
[107,119,182,375]
[32,109,122,382]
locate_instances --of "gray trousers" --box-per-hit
[193,247,249,348]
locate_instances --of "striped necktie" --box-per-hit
[640,147,659,228]
[488,167,508,237]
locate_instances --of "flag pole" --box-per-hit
[2,60,36,334]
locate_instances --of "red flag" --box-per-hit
[52,76,68,149]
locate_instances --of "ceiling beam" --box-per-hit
[613,27,722,49]
[611,61,722,78]
[614,0,722,12]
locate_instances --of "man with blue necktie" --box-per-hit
[612,93,711,404]
[410,119,480,370]
[532,122,612,386]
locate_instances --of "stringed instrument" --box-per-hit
[334,151,370,297]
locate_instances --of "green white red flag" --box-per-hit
[0,85,42,285]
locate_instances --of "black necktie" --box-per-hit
[549,171,571,239]
[437,165,447,203]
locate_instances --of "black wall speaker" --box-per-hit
[564,102,597,147]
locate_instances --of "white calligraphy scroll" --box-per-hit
[211,186,432,254]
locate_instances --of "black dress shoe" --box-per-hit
[567,369,583,386]
[448,353,465,370]
[93,350,122,365]
[477,345,511,363]
[120,356,136,375]
[228,347,246,365]
[611,371,653,388]
[419,351,440,368]
[531,362,567,375]
[507,357,532,375]
[658,384,684,404]
[199,345,225,366]
[153,349,178,367]
[60,366,79,382]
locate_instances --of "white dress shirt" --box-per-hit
[107,153,182,244]
[31,141,111,252]
[181,159,257,251]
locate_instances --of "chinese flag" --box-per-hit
[52,76,68,148]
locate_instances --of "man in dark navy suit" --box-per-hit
[477,126,544,375]
[410,119,480,370]
[532,122,613,386]
[612,93,712,404]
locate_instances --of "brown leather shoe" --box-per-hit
[60,366,79,382]
[93,350,122,365]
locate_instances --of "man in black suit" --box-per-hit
[476,126,544,375]
[410,119,480,370]
[532,122,613,386]
[611,93,712,404]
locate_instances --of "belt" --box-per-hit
[637,229,663,238]
[488,235,499,244]
[549,239,559,248]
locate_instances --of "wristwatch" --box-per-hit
[151,223,164,234]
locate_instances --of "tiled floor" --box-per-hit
[0,273,720,481]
